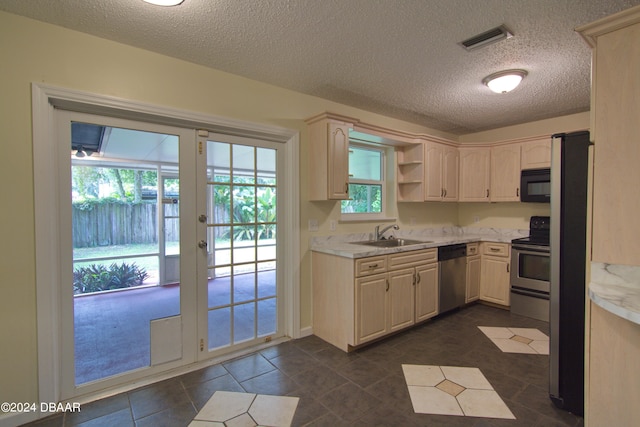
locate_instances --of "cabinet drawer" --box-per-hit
[466,243,479,256]
[482,242,510,257]
[355,256,387,277]
[388,249,437,270]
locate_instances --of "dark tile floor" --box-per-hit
[22,304,584,427]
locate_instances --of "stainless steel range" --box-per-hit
[510,216,550,321]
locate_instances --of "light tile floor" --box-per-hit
[402,364,516,419]
[189,391,299,427]
[478,326,550,354]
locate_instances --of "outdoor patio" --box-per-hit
[74,270,276,385]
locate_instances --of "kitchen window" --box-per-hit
[341,143,385,217]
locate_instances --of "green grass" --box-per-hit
[73,242,179,272]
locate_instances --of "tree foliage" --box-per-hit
[72,166,157,204]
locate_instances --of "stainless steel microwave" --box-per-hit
[520,168,551,203]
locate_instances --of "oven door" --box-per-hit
[510,245,550,294]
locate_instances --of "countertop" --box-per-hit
[589,262,640,325]
[310,227,527,259]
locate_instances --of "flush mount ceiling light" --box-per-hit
[143,0,184,6]
[483,69,528,93]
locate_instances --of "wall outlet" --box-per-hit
[473,216,480,223]
[308,219,319,232]
[329,220,337,231]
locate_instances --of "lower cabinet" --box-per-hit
[388,268,417,332]
[415,263,438,322]
[355,273,388,343]
[313,248,438,351]
[466,243,480,303]
[479,242,511,306]
[355,268,417,344]
[312,242,511,351]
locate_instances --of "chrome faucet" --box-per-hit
[375,224,399,240]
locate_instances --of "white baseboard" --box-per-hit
[298,326,313,338]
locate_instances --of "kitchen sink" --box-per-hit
[351,238,432,248]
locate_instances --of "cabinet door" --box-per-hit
[442,146,459,201]
[459,148,491,202]
[490,144,521,202]
[388,269,416,332]
[480,256,510,306]
[415,263,438,322]
[327,122,350,200]
[355,273,388,344]
[521,139,551,170]
[424,142,443,201]
[466,255,481,303]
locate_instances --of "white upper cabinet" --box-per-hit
[425,142,459,201]
[307,117,351,201]
[397,141,458,202]
[490,144,521,202]
[521,138,551,170]
[459,147,491,202]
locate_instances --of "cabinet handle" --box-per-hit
[368,263,379,269]
[386,279,389,292]
[416,272,421,284]
[507,264,510,273]
[441,188,444,197]
[443,188,447,197]
[345,183,349,194]
[490,247,500,252]
[516,188,519,197]
[486,189,489,198]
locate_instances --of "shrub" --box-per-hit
[73,262,149,294]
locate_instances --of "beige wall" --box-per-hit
[459,112,590,144]
[0,9,590,409]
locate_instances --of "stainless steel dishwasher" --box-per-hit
[438,244,467,313]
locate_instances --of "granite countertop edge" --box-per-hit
[589,262,640,326]
[310,227,526,259]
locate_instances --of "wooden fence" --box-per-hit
[72,203,178,248]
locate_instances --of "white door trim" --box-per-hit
[31,82,300,405]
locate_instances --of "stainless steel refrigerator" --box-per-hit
[549,131,590,416]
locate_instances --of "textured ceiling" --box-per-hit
[2,0,639,134]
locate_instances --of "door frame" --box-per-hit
[32,83,300,404]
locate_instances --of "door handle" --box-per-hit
[198,240,208,249]
[198,214,207,223]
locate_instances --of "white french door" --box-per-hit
[195,132,285,360]
[57,110,198,399]
[53,109,289,400]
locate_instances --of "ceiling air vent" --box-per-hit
[460,25,513,51]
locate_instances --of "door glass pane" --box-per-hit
[234,302,256,343]
[71,123,180,385]
[232,145,255,184]
[206,140,278,351]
